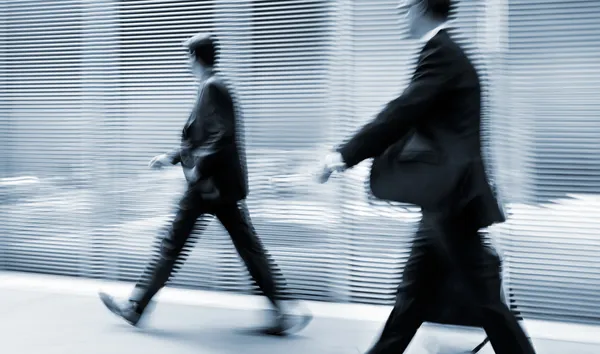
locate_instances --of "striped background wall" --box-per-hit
[0,0,599,324]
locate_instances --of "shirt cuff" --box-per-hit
[327,152,346,171]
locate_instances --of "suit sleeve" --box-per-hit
[190,83,235,174]
[166,147,182,165]
[337,45,454,168]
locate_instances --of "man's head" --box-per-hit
[184,33,218,77]
[397,0,452,39]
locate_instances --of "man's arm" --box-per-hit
[151,84,233,170]
[166,147,182,165]
[337,45,454,168]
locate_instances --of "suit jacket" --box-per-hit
[337,30,504,229]
[168,73,248,202]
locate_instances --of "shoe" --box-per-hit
[262,301,313,336]
[98,292,143,326]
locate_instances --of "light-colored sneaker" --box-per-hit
[262,301,313,336]
[98,292,143,326]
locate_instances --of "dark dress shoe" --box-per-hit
[99,292,143,326]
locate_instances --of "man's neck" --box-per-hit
[196,67,215,84]
[417,19,447,43]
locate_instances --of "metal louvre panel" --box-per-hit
[337,0,420,305]
[0,1,7,269]
[240,0,339,301]
[0,0,598,326]
[0,0,94,277]
[83,0,125,280]
[497,0,600,324]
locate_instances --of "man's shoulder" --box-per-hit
[420,31,476,78]
[204,75,233,99]
[439,31,474,63]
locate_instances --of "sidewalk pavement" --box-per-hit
[0,273,599,354]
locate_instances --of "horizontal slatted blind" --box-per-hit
[498,0,600,324]
[0,1,7,268]
[1,0,93,276]
[80,0,121,279]
[240,0,339,301]
[336,0,420,305]
[0,0,599,326]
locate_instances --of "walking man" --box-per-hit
[99,33,311,336]
[317,1,536,353]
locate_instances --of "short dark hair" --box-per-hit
[184,33,218,67]
[424,0,452,20]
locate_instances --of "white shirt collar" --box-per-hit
[420,22,449,45]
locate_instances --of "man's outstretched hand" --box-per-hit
[314,151,346,184]
[149,153,171,170]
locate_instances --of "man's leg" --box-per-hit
[468,247,530,353]
[365,228,439,354]
[450,224,536,354]
[130,213,211,311]
[432,206,536,354]
[215,200,311,335]
[99,189,209,326]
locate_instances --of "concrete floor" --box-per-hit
[1,282,600,353]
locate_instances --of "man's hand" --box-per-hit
[149,153,171,170]
[315,152,346,184]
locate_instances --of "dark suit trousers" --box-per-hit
[366,213,536,354]
[129,187,285,312]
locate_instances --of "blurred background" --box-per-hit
[0,0,599,334]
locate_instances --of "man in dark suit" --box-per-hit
[317,1,536,353]
[98,33,311,336]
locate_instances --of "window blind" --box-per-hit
[494,0,600,324]
[0,0,598,325]
[232,0,339,300]
[0,0,93,277]
[0,1,8,268]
